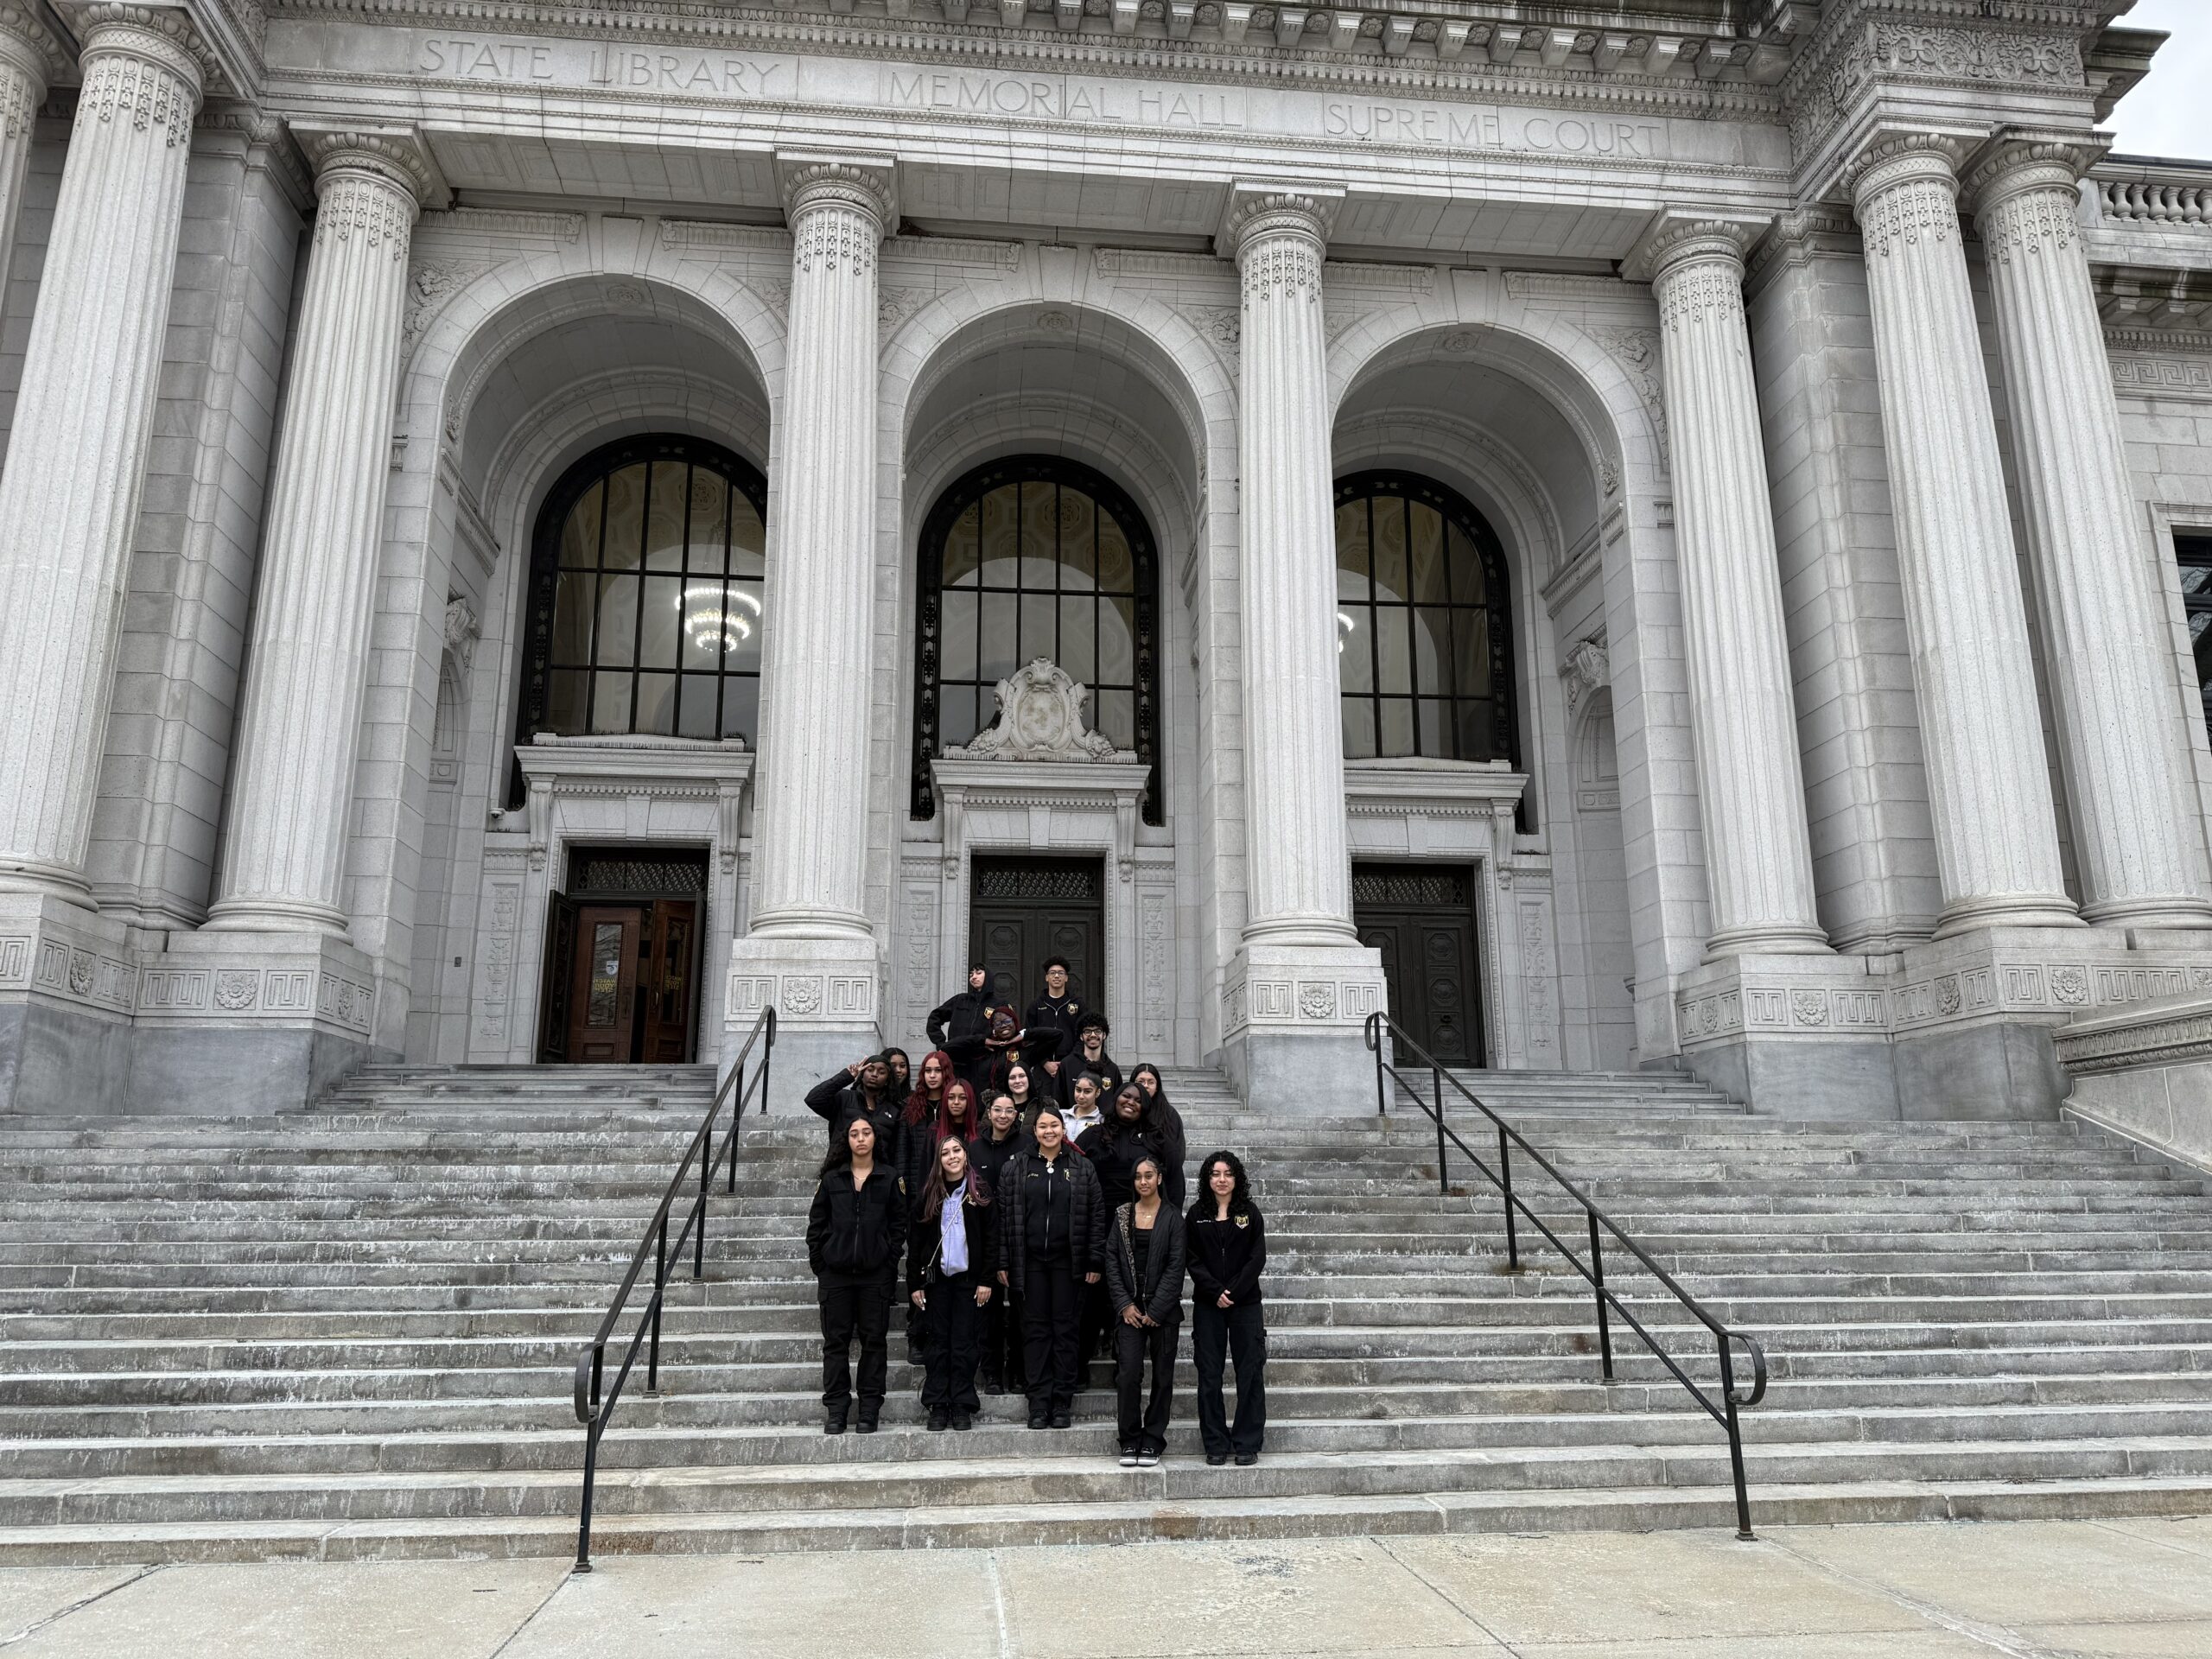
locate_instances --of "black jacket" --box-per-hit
[927,987,995,1073]
[807,1164,908,1282]
[1056,1050,1122,1113]
[804,1071,901,1152]
[995,1147,1106,1296]
[970,1124,1033,1195]
[1186,1201,1267,1308]
[907,1185,1001,1295]
[1078,1118,1184,1211]
[1020,994,1083,1071]
[1103,1200,1187,1326]
[895,1105,982,1206]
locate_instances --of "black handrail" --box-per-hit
[1363,1010,1769,1538]
[570,1006,776,1571]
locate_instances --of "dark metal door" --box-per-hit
[537,891,581,1062]
[969,856,1105,1015]
[1353,864,1484,1066]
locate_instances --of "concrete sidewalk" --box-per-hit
[1,1520,2207,1657]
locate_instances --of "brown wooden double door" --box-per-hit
[1353,862,1484,1067]
[538,848,708,1064]
[969,856,1104,1013]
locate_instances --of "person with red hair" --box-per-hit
[896,1052,958,1363]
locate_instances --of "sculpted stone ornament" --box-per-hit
[944,658,1134,762]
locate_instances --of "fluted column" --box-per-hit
[1230,190,1358,947]
[0,7,61,296]
[747,162,890,938]
[205,133,431,935]
[0,8,204,900]
[1966,138,2212,930]
[1848,135,2079,936]
[1630,217,1829,957]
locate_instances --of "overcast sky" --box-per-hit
[2107,0,2212,161]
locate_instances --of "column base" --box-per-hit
[1675,954,1898,1120]
[1221,940,1389,1113]
[0,893,135,1115]
[726,932,882,1113]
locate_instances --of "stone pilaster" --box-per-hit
[0,7,63,295]
[1847,133,2079,938]
[728,156,897,1096]
[206,130,435,936]
[0,7,204,902]
[1627,215,1829,960]
[1217,186,1386,1107]
[1966,136,2212,931]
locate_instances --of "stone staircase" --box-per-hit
[2,1060,2211,1561]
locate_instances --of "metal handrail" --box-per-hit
[570,1006,776,1571]
[1363,1011,1769,1538]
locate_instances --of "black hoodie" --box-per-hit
[927,986,995,1077]
[806,1164,908,1282]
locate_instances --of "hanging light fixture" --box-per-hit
[679,582,761,654]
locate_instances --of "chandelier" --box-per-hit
[680,582,761,655]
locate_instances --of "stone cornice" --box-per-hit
[1620,210,1768,284]
[291,119,442,204]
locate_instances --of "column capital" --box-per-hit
[776,150,897,234]
[1961,126,2107,218]
[290,123,444,209]
[1217,181,1341,263]
[0,4,69,94]
[63,3,210,93]
[1622,212,1767,286]
[1840,127,1971,212]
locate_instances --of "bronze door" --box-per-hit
[969,857,1105,1015]
[1353,864,1484,1066]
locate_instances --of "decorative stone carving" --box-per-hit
[1559,634,1608,718]
[443,595,480,681]
[214,969,258,1011]
[944,658,1131,763]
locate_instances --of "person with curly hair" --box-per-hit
[907,1135,996,1432]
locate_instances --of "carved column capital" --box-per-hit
[1622,213,1765,287]
[1961,128,2105,218]
[0,5,67,97]
[1218,181,1340,264]
[70,3,210,99]
[777,152,896,235]
[296,124,442,210]
[1842,129,1967,213]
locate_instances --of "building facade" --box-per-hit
[2,0,2210,1117]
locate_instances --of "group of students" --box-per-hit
[801,961,1268,1466]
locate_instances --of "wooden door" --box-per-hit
[638,899,701,1064]
[1353,864,1484,1066]
[537,892,581,1062]
[969,857,1105,1015]
[565,906,643,1063]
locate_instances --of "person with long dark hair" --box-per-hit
[895,1052,957,1363]
[882,1048,912,1096]
[803,1052,901,1148]
[970,1092,1031,1395]
[926,964,995,1094]
[804,1116,908,1434]
[1103,1152,1185,1467]
[1188,1149,1267,1465]
[997,1060,1045,1138]
[1077,1081,1164,1383]
[995,1104,1105,1428]
[907,1136,996,1431]
[1130,1065,1188,1202]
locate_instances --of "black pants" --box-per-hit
[1077,1276,1112,1378]
[817,1272,894,1420]
[1192,1300,1267,1458]
[1020,1258,1081,1416]
[1114,1318,1179,1454]
[919,1270,985,1414]
[982,1285,1027,1392]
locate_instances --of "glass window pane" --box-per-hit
[679,579,728,671]
[1338,604,1372,692]
[1371,495,1409,603]
[590,671,632,734]
[1096,512,1134,594]
[586,922,625,1027]
[677,674,719,739]
[980,591,1018,679]
[545,670,588,734]
[645,462,687,571]
[595,575,639,668]
[1058,594,1096,683]
[1417,697,1447,757]
[1020,480,1058,588]
[978,486,1020,587]
[1458,698,1496,763]
[1414,606,1452,697]
[1409,503,1450,604]
[943,503,981,588]
[601,464,647,571]
[551,571,594,666]
[1376,604,1412,695]
[1020,592,1056,667]
[720,676,760,744]
[1378,696,1415,757]
[686,472,728,575]
[940,683,977,747]
[729,495,766,581]
[639,576,682,670]
[1448,524,1487,607]
[1336,499,1370,601]
[1454,608,1491,702]
[1099,596,1135,684]
[1060,490,1096,591]
[1096,688,1133,749]
[727,579,763,674]
[561,482,604,569]
[939,590,978,686]
[1341,697,1376,760]
[634,672,677,735]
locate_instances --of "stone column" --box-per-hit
[0,8,203,901]
[205,131,432,935]
[1627,216,1829,958]
[1218,186,1387,1106]
[728,157,896,1093]
[1967,137,2212,931]
[0,7,61,296]
[1847,135,2079,936]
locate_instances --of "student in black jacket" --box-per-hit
[995,1105,1105,1428]
[970,1093,1033,1395]
[804,1053,901,1150]
[907,1135,997,1432]
[1103,1154,1186,1467]
[1020,957,1084,1084]
[1055,1011,1122,1112]
[926,965,996,1092]
[805,1116,909,1434]
[1186,1149,1267,1465]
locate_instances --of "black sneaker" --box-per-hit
[1028,1412,1050,1430]
[856,1416,880,1434]
[1118,1447,1140,1468]
[1205,1452,1227,1465]
[1234,1451,1258,1465]
[1050,1412,1072,1429]
[950,1413,972,1431]
[1137,1449,1160,1468]
[825,1415,848,1436]
[926,1408,949,1432]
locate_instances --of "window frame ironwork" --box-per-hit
[2177,531,2212,749]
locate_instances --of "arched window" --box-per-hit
[513,435,768,791]
[913,457,1162,823]
[1333,472,1518,766]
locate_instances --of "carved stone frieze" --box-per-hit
[400,258,493,365]
[944,658,1135,762]
[1582,323,1667,467]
